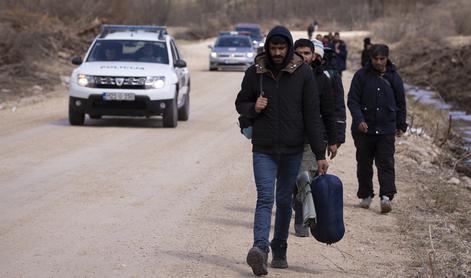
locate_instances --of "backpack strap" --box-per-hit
[379,75,392,89]
[259,73,264,97]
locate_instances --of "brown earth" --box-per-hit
[394,38,471,113]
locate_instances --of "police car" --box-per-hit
[68,25,190,127]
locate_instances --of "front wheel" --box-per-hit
[163,98,178,128]
[69,100,85,126]
[178,93,190,121]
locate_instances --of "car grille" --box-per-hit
[217,53,248,58]
[91,99,147,109]
[94,76,146,89]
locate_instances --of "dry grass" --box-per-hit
[0,8,91,103]
[396,134,471,277]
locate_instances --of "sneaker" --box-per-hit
[359,196,372,209]
[294,224,310,237]
[380,196,392,213]
[246,247,268,276]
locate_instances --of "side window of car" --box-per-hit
[173,41,182,59]
[170,40,179,64]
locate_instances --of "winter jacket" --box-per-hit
[347,60,408,135]
[323,63,346,145]
[235,26,326,159]
[333,40,347,72]
[312,63,337,145]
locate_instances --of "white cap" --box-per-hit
[312,39,324,58]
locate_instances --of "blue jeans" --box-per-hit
[252,151,303,251]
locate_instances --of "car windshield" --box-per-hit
[235,27,262,41]
[87,40,169,64]
[215,36,252,48]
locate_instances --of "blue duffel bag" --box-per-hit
[310,174,345,244]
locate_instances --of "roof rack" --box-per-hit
[99,25,168,39]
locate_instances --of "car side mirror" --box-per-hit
[174,59,187,68]
[71,56,82,65]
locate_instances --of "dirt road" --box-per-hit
[0,32,412,277]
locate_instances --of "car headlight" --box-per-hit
[259,42,265,47]
[145,76,165,89]
[210,52,218,58]
[247,52,254,58]
[77,74,95,87]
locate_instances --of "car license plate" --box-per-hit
[102,92,135,101]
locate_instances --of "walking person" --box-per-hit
[361,37,373,67]
[235,26,328,276]
[307,22,315,40]
[323,46,347,148]
[333,32,348,77]
[292,38,337,237]
[347,44,407,213]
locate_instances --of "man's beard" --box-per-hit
[272,55,284,64]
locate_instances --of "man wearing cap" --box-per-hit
[235,26,328,276]
[292,38,338,237]
[347,44,407,213]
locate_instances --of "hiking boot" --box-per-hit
[246,247,268,276]
[270,241,288,269]
[359,196,372,209]
[294,224,310,237]
[380,196,392,213]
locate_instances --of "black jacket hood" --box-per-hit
[264,25,294,70]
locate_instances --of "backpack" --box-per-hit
[309,174,345,244]
[238,73,264,139]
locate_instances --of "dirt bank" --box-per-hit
[395,38,471,113]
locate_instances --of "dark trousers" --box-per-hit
[352,132,396,200]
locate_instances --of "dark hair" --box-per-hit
[369,44,389,58]
[269,35,288,45]
[363,37,371,45]
[294,39,314,51]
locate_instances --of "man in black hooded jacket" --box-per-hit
[348,44,407,214]
[235,26,328,276]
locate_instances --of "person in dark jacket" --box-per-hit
[361,37,372,68]
[323,46,347,146]
[333,32,348,77]
[235,26,328,276]
[307,22,314,40]
[292,38,337,237]
[347,44,407,214]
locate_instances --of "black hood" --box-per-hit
[264,25,294,70]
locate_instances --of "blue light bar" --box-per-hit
[100,25,168,38]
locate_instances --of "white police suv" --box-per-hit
[68,25,190,127]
